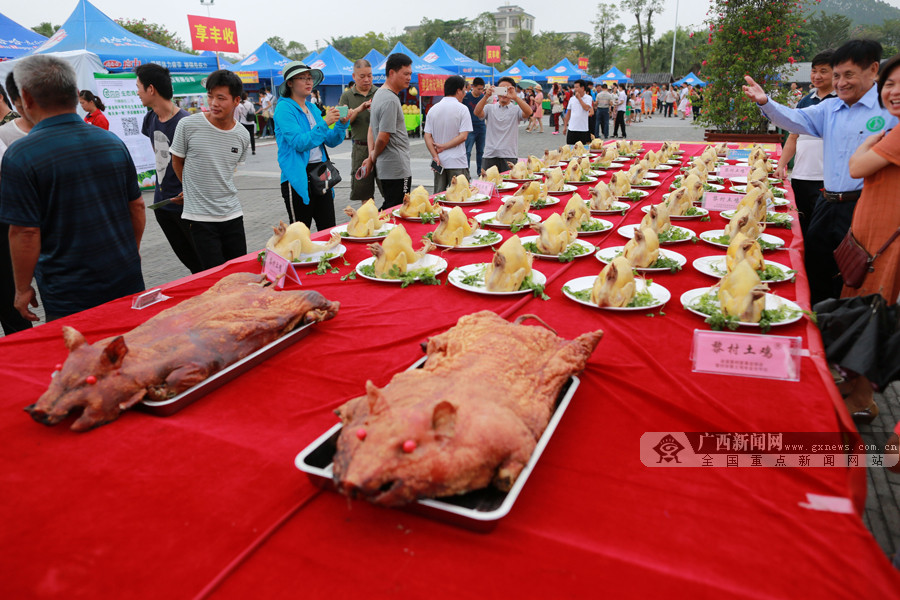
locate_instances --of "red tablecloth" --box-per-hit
[2,143,897,598]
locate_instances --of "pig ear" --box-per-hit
[101,336,128,369]
[62,326,87,352]
[365,381,386,414]
[432,401,456,439]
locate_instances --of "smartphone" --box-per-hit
[431,160,444,174]
[338,105,348,119]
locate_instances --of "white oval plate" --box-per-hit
[428,230,503,250]
[680,287,803,327]
[447,263,547,295]
[699,229,785,250]
[503,174,542,183]
[692,255,794,283]
[392,207,449,221]
[495,181,520,191]
[631,180,662,188]
[499,194,560,209]
[562,276,671,311]
[588,169,607,177]
[517,236,596,260]
[617,189,650,201]
[274,243,347,266]
[590,201,630,215]
[570,175,599,184]
[617,223,695,244]
[720,210,794,226]
[575,217,614,236]
[643,205,709,219]
[729,185,788,199]
[648,164,674,171]
[355,254,448,282]
[728,176,782,185]
[333,222,396,242]
[641,172,660,179]
[433,193,490,206]
[595,246,687,272]
[671,182,724,192]
[547,184,578,196]
[474,211,541,229]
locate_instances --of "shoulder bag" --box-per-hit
[834,227,900,288]
[307,145,342,195]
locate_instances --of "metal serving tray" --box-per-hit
[294,361,580,533]
[136,321,316,417]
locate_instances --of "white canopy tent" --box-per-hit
[0,50,107,116]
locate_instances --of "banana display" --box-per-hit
[484,235,533,292]
[718,259,768,322]
[623,226,660,268]
[480,166,502,187]
[589,181,616,210]
[398,186,438,218]
[266,221,341,260]
[563,193,591,234]
[495,195,530,225]
[367,224,435,277]
[591,256,636,307]
[344,199,391,237]
[531,213,577,254]
[432,206,479,246]
[443,175,474,203]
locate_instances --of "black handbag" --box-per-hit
[306,146,342,195]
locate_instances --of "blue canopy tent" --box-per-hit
[372,41,453,86]
[529,65,546,83]
[595,66,632,84]
[33,0,216,72]
[497,59,538,81]
[301,50,319,64]
[362,48,385,69]
[673,72,706,87]
[540,58,588,83]
[0,12,47,60]
[308,45,354,105]
[420,38,492,79]
[200,50,232,66]
[227,42,291,93]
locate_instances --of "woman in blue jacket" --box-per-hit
[275,62,349,228]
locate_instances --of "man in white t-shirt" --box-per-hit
[613,86,628,138]
[424,75,473,193]
[474,77,533,173]
[564,79,593,146]
[259,87,275,137]
[171,70,251,271]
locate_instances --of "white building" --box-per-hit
[493,4,535,46]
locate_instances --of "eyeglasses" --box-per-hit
[294,75,313,81]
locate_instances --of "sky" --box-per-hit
[7,0,718,58]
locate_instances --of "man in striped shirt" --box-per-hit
[171,70,251,271]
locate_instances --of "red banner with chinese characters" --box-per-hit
[485,46,501,64]
[187,15,239,53]
[578,56,588,70]
[418,74,448,97]
[626,68,632,78]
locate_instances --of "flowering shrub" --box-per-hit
[697,0,809,133]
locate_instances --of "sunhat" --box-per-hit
[278,61,323,97]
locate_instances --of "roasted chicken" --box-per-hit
[344,199,391,237]
[726,232,765,272]
[443,176,473,203]
[495,195,530,225]
[368,224,435,277]
[610,172,631,197]
[432,207,479,246]
[591,256,636,307]
[484,235,533,292]
[589,181,616,210]
[718,259,768,322]
[623,226,659,268]
[639,202,671,234]
[546,167,566,192]
[481,166,502,187]
[563,193,591,233]
[398,185,438,217]
[265,221,341,260]
[531,212,577,254]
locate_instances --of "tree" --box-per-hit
[623,0,663,72]
[647,28,707,76]
[116,19,191,53]
[506,30,539,67]
[806,11,852,55]
[698,0,804,133]
[592,3,627,72]
[284,41,309,61]
[32,22,60,38]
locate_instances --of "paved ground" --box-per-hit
[9,111,900,564]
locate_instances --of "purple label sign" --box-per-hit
[718,165,751,178]
[472,179,498,198]
[702,192,745,212]
[691,330,802,381]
